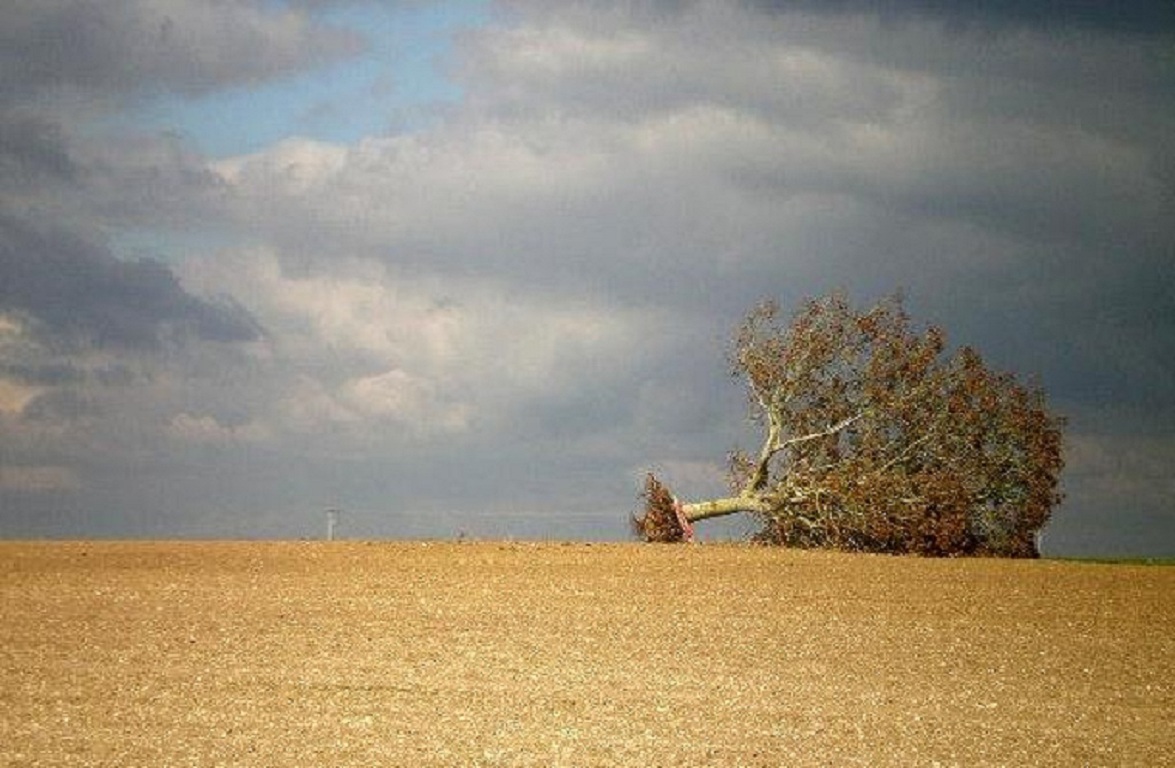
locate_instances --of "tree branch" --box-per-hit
[743,412,863,495]
[872,431,934,477]
[781,413,863,450]
[746,415,782,493]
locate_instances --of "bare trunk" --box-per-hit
[681,495,773,522]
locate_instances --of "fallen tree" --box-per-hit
[633,294,1065,556]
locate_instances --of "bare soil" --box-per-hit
[1,541,1171,766]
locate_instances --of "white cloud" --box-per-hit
[0,315,41,414]
[0,379,41,415]
[462,9,931,128]
[277,375,361,433]
[167,412,271,443]
[182,247,674,448]
[343,369,470,434]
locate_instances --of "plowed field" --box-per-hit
[1,541,1171,766]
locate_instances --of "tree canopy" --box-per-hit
[634,294,1065,556]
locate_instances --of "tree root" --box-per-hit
[631,473,693,543]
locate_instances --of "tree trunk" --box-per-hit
[681,495,772,522]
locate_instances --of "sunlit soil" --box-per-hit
[1,541,1171,766]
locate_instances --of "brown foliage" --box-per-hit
[729,293,1064,557]
[631,473,689,543]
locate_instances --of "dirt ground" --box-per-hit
[1,541,1171,766]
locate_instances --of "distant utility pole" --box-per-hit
[325,508,341,541]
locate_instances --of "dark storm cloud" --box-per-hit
[0,3,321,356]
[0,213,261,349]
[747,0,1175,35]
[20,389,102,424]
[0,110,77,183]
[0,0,365,104]
[0,361,85,387]
[77,131,232,231]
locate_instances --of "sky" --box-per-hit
[1,0,1172,556]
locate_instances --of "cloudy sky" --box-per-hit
[1,1,1172,555]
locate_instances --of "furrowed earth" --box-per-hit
[1,541,1171,766]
